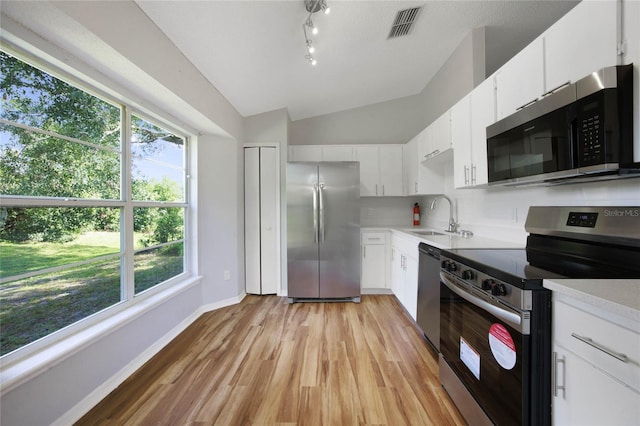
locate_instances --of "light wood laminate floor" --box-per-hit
[76,295,464,425]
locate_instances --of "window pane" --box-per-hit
[133,207,184,249]
[0,207,121,245]
[134,242,184,294]
[0,125,120,198]
[0,258,121,356]
[0,207,122,356]
[131,115,185,202]
[133,206,184,294]
[0,51,121,149]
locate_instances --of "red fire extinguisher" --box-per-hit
[413,203,420,226]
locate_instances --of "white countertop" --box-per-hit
[362,226,524,250]
[544,279,640,327]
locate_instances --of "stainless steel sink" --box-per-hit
[409,230,445,236]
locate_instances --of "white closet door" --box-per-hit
[244,147,261,294]
[259,147,278,294]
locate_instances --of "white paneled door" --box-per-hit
[244,146,278,295]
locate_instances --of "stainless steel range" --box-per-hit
[439,206,640,426]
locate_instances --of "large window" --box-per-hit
[0,50,189,357]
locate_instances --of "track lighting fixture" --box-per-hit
[306,41,315,54]
[302,0,328,65]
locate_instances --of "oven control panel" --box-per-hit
[441,257,532,311]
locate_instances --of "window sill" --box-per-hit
[0,275,203,395]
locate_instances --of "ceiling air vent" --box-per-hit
[388,7,422,39]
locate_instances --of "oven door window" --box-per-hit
[440,282,529,425]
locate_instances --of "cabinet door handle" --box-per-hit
[553,351,566,398]
[414,181,418,193]
[516,97,538,111]
[471,164,477,185]
[464,165,469,185]
[382,184,385,196]
[571,333,629,362]
[541,81,571,98]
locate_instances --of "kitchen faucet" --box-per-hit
[430,195,458,233]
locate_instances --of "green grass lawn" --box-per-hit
[0,231,120,278]
[0,232,183,356]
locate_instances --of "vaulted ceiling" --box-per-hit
[136,0,578,120]
[2,1,579,122]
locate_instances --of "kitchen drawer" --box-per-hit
[554,299,640,391]
[361,231,387,245]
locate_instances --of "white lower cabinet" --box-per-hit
[390,233,419,320]
[552,297,640,425]
[361,231,388,291]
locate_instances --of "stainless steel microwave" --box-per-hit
[486,64,634,186]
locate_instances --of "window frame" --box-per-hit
[0,47,192,362]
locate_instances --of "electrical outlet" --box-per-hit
[224,270,231,281]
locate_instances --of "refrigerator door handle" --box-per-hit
[319,183,325,243]
[313,183,319,243]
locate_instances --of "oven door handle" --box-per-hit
[441,272,523,330]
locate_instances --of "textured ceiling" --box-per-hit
[136,0,578,120]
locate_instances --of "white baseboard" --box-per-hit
[361,288,394,295]
[54,293,246,425]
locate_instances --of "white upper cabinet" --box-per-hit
[354,146,379,196]
[419,111,452,162]
[288,145,355,161]
[468,77,496,187]
[453,77,496,189]
[289,144,402,196]
[543,0,618,92]
[288,145,321,161]
[354,145,403,196]
[321,145,354,161]
[495,38,545,120]
[403,136,418,195]
[495,1,619,123]
[379,145,404,196]
[404,131,446,195]
[451,94,472,189]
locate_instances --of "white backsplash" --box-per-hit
[361,165,640,245]
[360,196,422,227]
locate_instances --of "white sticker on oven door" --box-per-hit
[489,323,516,370]
[460,337,480,380]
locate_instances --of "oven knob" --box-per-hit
[441,260,449,269]
[491,283,507,296]
[482,279,494,291]
[447,262,457,272]
[462,269,474,280]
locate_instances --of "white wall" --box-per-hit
[198,135,245,304]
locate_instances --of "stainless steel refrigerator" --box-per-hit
[287,162,361,302]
